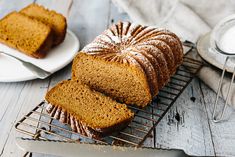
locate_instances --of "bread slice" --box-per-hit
[20,3,67,46]
[0,11,53,58]
[72,53,152,108]
[45,80,134,137]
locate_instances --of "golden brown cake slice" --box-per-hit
[20,3,67,46]
[45,80,134,137]
[72,53,152,108]
[0,11,53,58]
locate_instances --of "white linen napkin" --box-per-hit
[112,0,235,108]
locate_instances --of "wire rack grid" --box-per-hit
[15,52,203,149]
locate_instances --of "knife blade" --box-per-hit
[16,137,190,157]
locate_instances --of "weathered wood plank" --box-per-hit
[1,0,235,156]
[0,0,33,19]
[34,0,73,18]
[0,79,50,156]
[67,0,111,48]
[200,81,235,157]
[154,79,215,156]
[0,80,48,156]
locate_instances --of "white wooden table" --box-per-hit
[0,0,235,156]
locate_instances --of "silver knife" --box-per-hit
[16,137,190,157]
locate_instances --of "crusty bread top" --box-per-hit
[0,11,52,57]
[81,21,183,97]
[45,80,134,130]
[20,3,67,46]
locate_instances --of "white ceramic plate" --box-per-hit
[0,30,80,82]
[197,32,235,73]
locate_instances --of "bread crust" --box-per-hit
[33,28,54,58]
[46,103,133,138]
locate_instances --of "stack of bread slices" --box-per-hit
[0,4,67,58]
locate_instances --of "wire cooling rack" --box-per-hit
[15,51,203,149]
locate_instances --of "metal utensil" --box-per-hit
[211,43,235,123]
[209,14,235,123]
[0,51,51,79]
[15,138,190,157]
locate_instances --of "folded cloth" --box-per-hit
[112,0,235,108]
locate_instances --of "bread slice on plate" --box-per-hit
[20,3,67,46]
[0,11,53,58]
[45,80,134,138]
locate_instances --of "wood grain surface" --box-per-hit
[0,0,235,156]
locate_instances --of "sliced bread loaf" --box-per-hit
[0,11,53,58]
[20,3,67,46]
[72,53,152,108]
[45,80,134,137]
